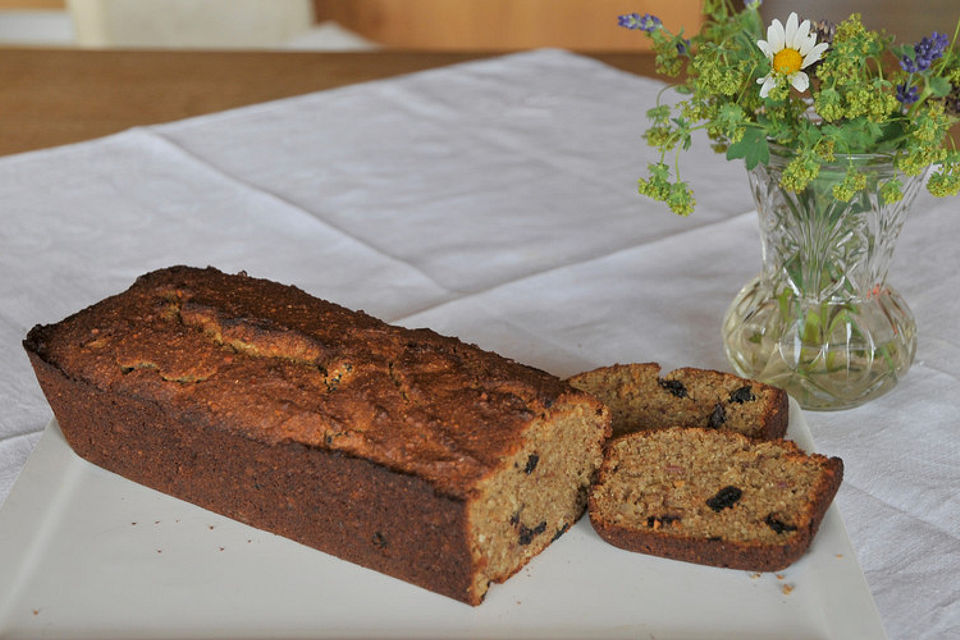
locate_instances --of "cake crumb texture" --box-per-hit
[589,427,842,571]
[23,265,610,605]
[567,362,788,440]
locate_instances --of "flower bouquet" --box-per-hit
[621,2,960,409]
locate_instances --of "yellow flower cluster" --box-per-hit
[814,89,844,122]
[691,46,747,97]
[927,168,960,197]
[780,151,822,193]
[844,86,899,122]
[637,163,696,216]
[832,168,868,202]
[879,179,904,204]
[897,102,951,176]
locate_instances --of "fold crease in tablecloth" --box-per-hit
[146,128,459,297]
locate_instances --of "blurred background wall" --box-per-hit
[761,0,956,45]
[0,0,954,50]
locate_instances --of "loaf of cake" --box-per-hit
[589,427,842,571]
[23,266,611,605]
[567,363,788,440]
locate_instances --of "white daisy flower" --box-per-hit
[756,12,829,98]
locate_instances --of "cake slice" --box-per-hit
[588,427,842,571]
[567,363,788,440]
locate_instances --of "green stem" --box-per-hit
[931,17,960,76]
[735,60,761,104]
[655,83,676,108]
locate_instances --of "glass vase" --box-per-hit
[722,147,925,410]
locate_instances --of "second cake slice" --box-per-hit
[568,363,788,440]
[588,427,843,571]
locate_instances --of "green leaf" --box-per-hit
[646,105,671,122]
[891,44,914,58]
[716,103,746,135]
[929,76,952,98]
[757,114,790,143]
[726,127,769,170]
[823,117,885,154]
[648,162,671,181]
[876,120,906,144]
[796,119,823,147]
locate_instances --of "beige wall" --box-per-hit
[311,0,957,52]
[760,0,957,45]
[0,0,64,7]
[312,0,704,51]
[3,0,953,51]
[68,0,314,48]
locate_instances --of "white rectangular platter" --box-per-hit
[0,401,886,639]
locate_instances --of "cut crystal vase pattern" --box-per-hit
[722,149,924,410]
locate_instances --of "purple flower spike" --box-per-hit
[896,83,920,105]
[921,32,950,58]
[902,31,951,72]
[618,12,662,34]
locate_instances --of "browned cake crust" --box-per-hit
[588,428,842,572]
[23,266,610,605]
[567,363,788,440]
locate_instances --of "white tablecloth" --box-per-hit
[0,50,956,639]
